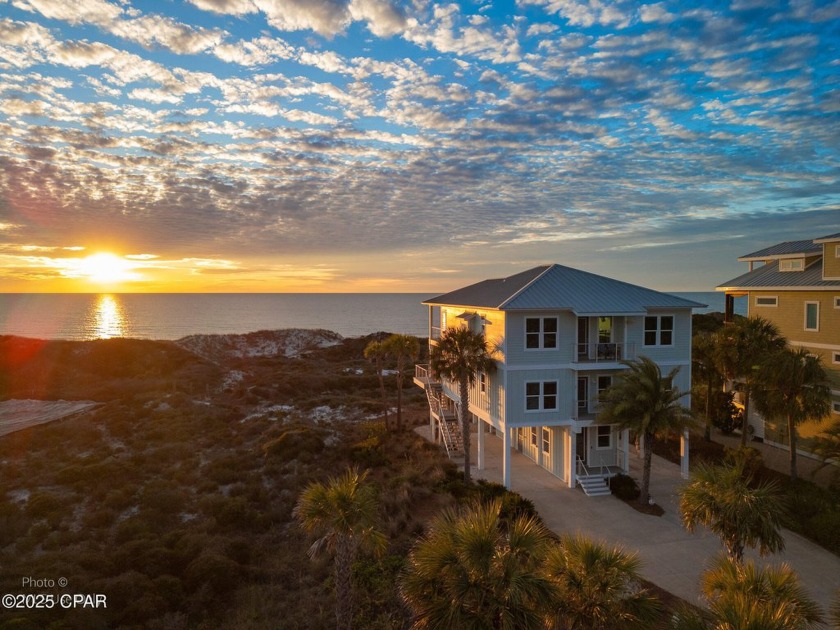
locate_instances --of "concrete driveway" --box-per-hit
[429,426,840,617]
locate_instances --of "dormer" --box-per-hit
[814,232,840,281]
[737,239,822,273]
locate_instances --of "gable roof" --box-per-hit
[425,264,705,315]
[738,239,822,262]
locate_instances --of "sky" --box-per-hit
[0,0,838,293]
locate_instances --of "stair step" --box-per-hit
[578,476,611,497]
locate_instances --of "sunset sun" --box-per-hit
[77,253,138,285]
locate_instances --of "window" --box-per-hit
[577,377,588,410]
[525,317,558,349]
[755,296,778,307]
[597,376,612,400]
[780,259,804,272]
[542,427,551,454]
[834,297,840,309]
[479,371,487,394]
[526,381,558,411]
[836,245,840,258]
[833,401,840,414]
[832,352,840,365]
[596,425,612,449]
[644,315,674,346]
[805,302,819,331]
[531,426,538,446]
[598,317,612,342]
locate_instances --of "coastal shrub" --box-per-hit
[183,552,240,595]
[805,510,840,554]
[262,425,324,462]
[723,446,764,481]
[474,480,539,521]
[610,473,640,501]
[0,503,28,547]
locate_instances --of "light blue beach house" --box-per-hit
[414,264,704,495]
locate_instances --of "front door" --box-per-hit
[577,317,589,358]
[575,428,588,466]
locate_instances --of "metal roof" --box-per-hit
[425,264,706,314]
[814,232,840,243]
[738,239,822,262]
[717,259,840,290]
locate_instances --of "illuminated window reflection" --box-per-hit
[95,295,125,339]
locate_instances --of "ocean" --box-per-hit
[0,291,742,341]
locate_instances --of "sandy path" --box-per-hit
[0,399,100,436]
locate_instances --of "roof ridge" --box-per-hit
[497,264,553,309]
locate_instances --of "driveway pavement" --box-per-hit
[419,426,840,617]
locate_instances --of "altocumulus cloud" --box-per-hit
[0,0,838,290]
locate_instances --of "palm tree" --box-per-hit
[364,339,390,430]
[753,347,831,482]
[812,419,840,486]
[694,555,822,630]
[679,459,786,562]
[598,356,694,505]
[544,534,660,630]
[693,331,723,441]
[383,334,420,432]
[715,317,786,447]
[830,588,840,629]
[401,499,556,630]
[429,327,495,483]
[294,467,386,630]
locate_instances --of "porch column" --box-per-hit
[429,407,436,442]
[477,418,485,470]
[566,427,576,489]
[503,426,512,489]
[621,428,630,474]
[680,428,690,479]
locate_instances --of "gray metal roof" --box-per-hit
[814,232,840,243]
[738,239,822,261]
[424,266,550,309]
[425,264,706,314]
[717,259,840,290]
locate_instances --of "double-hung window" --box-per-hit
[525,317,558,349]
[644,315,674,346]
[805,302,819,331]
[542,428,551,454]
[596,425,612,449]
[526,381,558,411]
[479,371,487,394]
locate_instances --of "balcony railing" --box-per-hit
[572,342,634,363]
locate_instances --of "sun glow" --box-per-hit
[76,253,139,285]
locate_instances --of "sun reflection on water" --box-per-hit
[94,295,125,339]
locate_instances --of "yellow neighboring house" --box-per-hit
[717,232,840,451]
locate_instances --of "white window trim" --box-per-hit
[479,371,487,395]
[525,317,559,351]
[542,427,551,454]
[595,425,613,450]
[644,315,675,347]
[832,352,840,365]
[530,426,538,447]
[834,296,840,309]
[780,258,804,272]
[835,244,840,258]
[755,296,778,307]
[804,301,820,332]
[833,401,840,414]
[525,380,559,412]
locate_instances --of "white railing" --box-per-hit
[415,364,430,381]
[572,342,634,363]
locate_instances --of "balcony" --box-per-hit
[572,342,634,364]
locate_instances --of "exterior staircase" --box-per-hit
[424,382,464,459]
[577,474,611,497]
